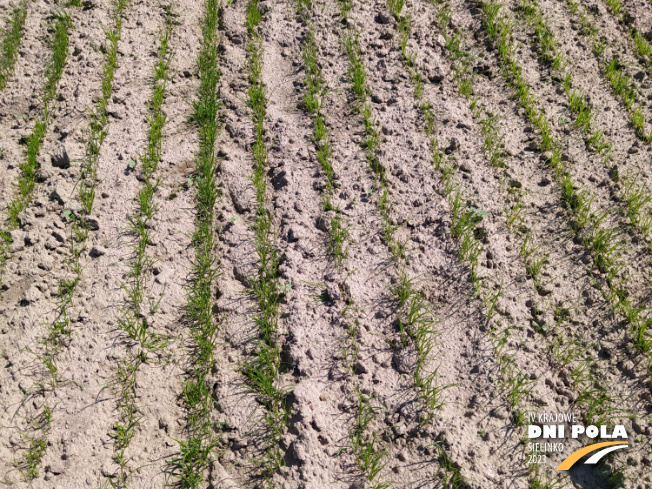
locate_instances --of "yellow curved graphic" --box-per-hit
[556,442,628,470]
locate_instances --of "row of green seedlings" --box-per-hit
[515,0,652,259]
[334,2,395,487]
[480,0,652,352]
[294,0,359,433]
[75,0,129,243]
[166,0,223,487]
[516,0,652,235]
[9,11,73,482]
[18,0,129,481]
[349,389,391,489]
[242,0,289,484]
[0,0,26,90]
[602,0,652,72]
[331,294,393,486]
[483,0,622,355]
[437,0,625,481]
[295,5,393,485]
[476,1,640,480]
[429,0,617,432]
[57,0,129,371]
[0,7,69,289]
[109,9,174,489]
[389,0,565,486]
[342,0,448,424]
[559,0,652,143]
[336,0,457,486]
[339,308,402,489]
[570,0,652,143]
[53,0,130,356]
[296,0,349,269]
[427,4,636,486]
[337,295,390,487]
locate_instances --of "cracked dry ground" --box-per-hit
[0,0,651,488]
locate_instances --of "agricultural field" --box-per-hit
[0,0,651,487]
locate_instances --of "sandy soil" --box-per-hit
[0,0,651,488]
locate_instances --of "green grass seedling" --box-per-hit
[0,1,27,91]
[168,0,223,487]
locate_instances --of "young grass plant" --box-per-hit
[15,434,48,481]
[622,174,652,238]
[297,7,350,269]
[561,0,652,143]
[239,0,290,482]
[349,391,390,489]
[480,0,652,352]
[419,0,625,484]
[1,10,72,288]
[109,9,175,487]
[167,1,222,487]
[335,301,388,486]
[480,113,506,168]
[7,10,73,482]
[0,1,27,91]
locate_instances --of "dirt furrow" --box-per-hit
[262,2,448,487]
[212,0,483,486]
[203,1,361,486]
[254,3,369,487]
